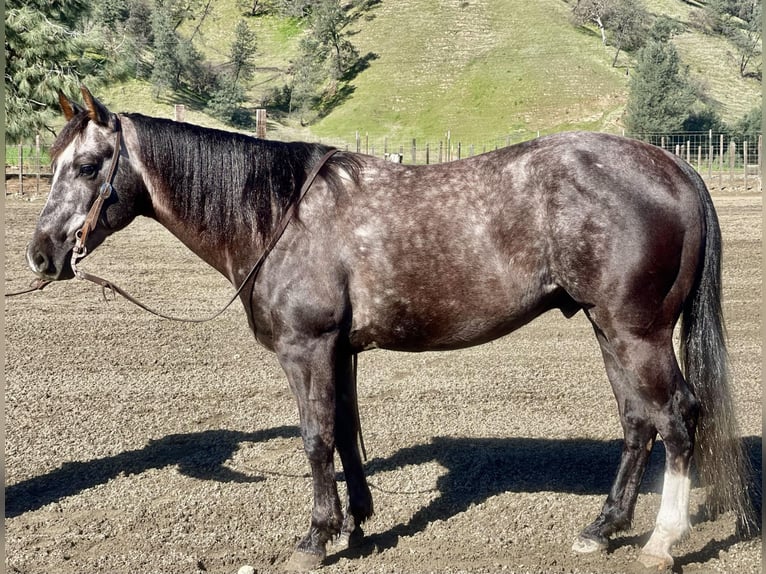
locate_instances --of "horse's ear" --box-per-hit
[80,85,113,127]
[58,91,84,121]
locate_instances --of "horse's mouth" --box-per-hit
[26,243,76,281]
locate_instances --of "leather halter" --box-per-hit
[7,118,339,321]
[71,116,123,278]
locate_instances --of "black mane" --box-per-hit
[127,113,358,242]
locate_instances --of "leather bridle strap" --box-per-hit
[5,118,123,298]
[71,116,123,277]
[72,148,339,323]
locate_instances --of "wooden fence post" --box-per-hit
[743,141,748,190]
[36,134,44,195]
[411,139,417,164]
[729,140,736,188]
[759,134,762,192]
[718,134,724,189]
[255,109,267,139]
[18,143,23,196]
[708,130,713,178]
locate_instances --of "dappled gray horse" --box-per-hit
[26,87,753,571]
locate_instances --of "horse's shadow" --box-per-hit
[5,426,299,518]
[6,427,761,565]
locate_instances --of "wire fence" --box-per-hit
[5,129,762,195]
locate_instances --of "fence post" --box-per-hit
[35,134,41,195]
[744,141,748,190]
[729,140,736,188]
[18,143,23,196]
[719,134,724,190]
[685,140,690,164]
[425,142,430,165]
[759,134,762,192]
[708,130,713,178]
[697,145,701,172]
[411,139,417,164]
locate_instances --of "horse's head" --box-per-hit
[27,87,146,280]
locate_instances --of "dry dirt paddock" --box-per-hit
[4,181,762,574]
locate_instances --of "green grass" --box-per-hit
[311,0,629,143]
[92,0,760,146]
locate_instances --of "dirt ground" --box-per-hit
[4,178,762,574]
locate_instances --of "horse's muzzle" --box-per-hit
[26,239,75,281]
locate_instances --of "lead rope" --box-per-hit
[69,149,338,323]
[353,352,367,461]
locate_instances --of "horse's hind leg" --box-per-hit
[334,352,373,548]
[576,320,699,569]
[573,329,658,553]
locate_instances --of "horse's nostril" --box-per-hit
[27,247,52,276]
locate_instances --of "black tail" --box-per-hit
[680,169,759,535]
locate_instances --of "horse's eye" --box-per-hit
[79,164,98,177]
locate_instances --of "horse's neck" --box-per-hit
[140,167,244,285]
[125,116,277,285]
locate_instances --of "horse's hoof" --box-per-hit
[637,551,673,571]
[572,535,606,554]
[284,550,323,572]
[334,526,364,550]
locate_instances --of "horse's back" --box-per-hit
[340,133,706,351]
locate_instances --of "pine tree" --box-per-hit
[5,0,100,142]
[230,20,258,83]
[625,39,696,134]
[151,0,181,95]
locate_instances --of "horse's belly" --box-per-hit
[348,278,557,352]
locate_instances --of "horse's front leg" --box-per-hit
[278,332,344,571]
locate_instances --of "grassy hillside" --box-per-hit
[311,0,628,143]
[99,0,760,145]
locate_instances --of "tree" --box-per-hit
[732,106,762,142]
[151,0,181,94]
[571,0,648,66]
[571,0,612,45]
[237,0,274,16]
[607,0,648,66]
[289,43,324,120]
[207,78,251,127]
[230,20,258,83]
[706,0,762,78]
[310,0,360,80]
[5,0,102,142]
[625,38,697,134]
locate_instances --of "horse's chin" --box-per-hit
[30,265,75,282]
